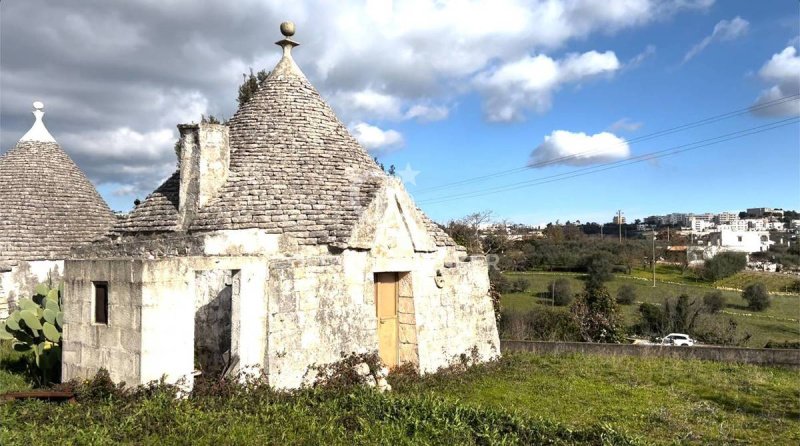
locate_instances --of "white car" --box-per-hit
[662,333,695,346]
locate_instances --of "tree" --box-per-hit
[447,211,492,254]
[637,303,666,335]
[238,68,269,106]
[742,282,770,311]
[702,252,746,281]
[570,284,623,343]
[616,284,636,305]
[584,252,614,288]
[702,291,726,313]
[547,278,573,306]
[663,294,703,334]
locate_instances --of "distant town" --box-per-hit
[476,206,799,274]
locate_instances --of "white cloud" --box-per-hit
[684,16,749,62]
[529,130,630,167]
[348,122,404,153]
[609,118,643,132]
[751,46,800,117]
[627,45,656,68]
[0,0,714,207]
[404,104,449,122]
[474,51,620,121]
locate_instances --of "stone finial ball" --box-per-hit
[33,101,44,110]
[280,21,295,37]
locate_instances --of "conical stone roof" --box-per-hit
[0,103,116,261]
[118,23,456,248]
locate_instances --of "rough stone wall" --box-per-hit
[397,272,419,365]
[62,260,143,385]
[411,252,500,373]
[266,255,377,389]
[0,260,63,319]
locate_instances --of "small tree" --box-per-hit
[742,282,770,311]
[547,278,573,306]
[616,284,637,305]
[237,68,269,106]
[570,284,624,343]
[584,252,614,289]
[702,252,746,281]
[637,302,666,336]
[509,277,530,293]
[702,290,726,313]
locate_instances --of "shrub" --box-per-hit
[693,317,751,346]
[702,252,746,281]
[742,282,771,311]
[764,340,800,349]
[509,277,530,293]
[637,303,666,336]
[498,308,581,341]
[545,278,573,306]
[570,285,624,343]
[702,291,726,314]
[488,268,511,294]
[788,279,800,294]
[616,284,637,305]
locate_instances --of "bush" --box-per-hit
[637,303,665,336]
[702,252,746,281]
[545,278,573,306]
[498,308,581,341]
[742,282,771,311]
[616,284,636,305]
[509,277,530,293]
[570,285,624,343]
[693,317,751,346]
[764,340,800,349]
[488,268,511,294]
[788,279,800,294]
[702,291,726,314]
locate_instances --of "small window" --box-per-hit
[93,282,108,325]
[737,236,743,242]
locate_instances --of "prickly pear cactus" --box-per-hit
[0,282,63,384]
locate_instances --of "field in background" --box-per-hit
[628,264,799,293]
[503,271,800,348]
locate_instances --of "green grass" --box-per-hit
[716,271,800,293]
[504,271,800,347]
[1,352,797,445]
[397,353,800,445]
[0,341,32,393]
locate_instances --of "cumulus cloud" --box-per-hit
[608,118,643,132]
[751,46,800,117]
[529,130,630,167]
[404,104,449,122]
[348,122,404,153]
[0,0,713,208]
[474,51,620,121]
[683,16,749,63]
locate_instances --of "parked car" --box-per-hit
[661,333,695,346]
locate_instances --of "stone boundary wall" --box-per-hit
[501,340,800,368]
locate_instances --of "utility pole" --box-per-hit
[618,210,623,243]
[652,230,657,287]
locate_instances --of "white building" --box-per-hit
[710,230,773,253]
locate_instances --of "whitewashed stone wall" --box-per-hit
[0,259,63,319]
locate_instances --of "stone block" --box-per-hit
[398,296,414,314]
[398,312,415,325]
[399,324,417,344]
[399,273,413,297]
[399,345,419,365]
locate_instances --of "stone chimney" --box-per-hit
[177,123,230,229]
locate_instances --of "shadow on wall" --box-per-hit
[194,270,234,378]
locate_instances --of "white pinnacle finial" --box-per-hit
[275,21,299,57]
[20,101,56,143]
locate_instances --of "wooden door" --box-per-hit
[374,272,399,368]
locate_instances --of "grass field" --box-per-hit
[1,350,797,445]
[503,271,800,347]
[628,264,800,293]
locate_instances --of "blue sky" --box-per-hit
[1,1,798,226]
[376,1,800,225]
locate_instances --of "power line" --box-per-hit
[414,93,800,195]
[417,117,799,205]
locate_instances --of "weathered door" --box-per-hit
[374,272,399,368]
